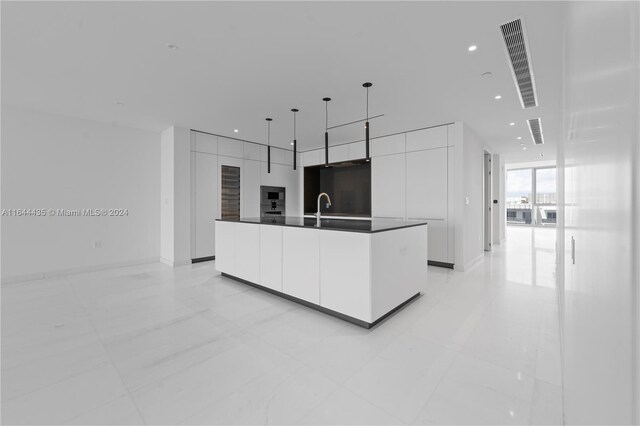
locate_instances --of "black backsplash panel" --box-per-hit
[304,161,371,216]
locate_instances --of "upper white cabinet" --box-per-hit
[406,125,448,152]
[328,144,349,163]
[194,132,217,154]
[371,133,405,157]
[272,147,293,166]
[243,143,261,161]
[371,153,405,219]
[349,141,367,160]
[302,149,324,166]
[193,152,218,259]
[218,137,244,158]
[405,147,448,219]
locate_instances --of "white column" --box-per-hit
[160,126,191,266]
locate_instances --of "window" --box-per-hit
[506,169,533,224]
[506,166,556,226]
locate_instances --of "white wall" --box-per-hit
[1,106,160,281]
[561,1,639,424]
[491,154,504,245]
[460,123,485,269]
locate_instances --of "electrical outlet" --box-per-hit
[92,240,101,248]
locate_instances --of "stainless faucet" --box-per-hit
[316,192,332,225]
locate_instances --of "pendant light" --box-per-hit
[291,108,299,170]
[363,82,372,161]
[323,97,331,166]
[266,118,272,174]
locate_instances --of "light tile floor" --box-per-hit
[1,226,563,425]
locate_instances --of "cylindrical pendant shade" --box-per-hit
[325,132,329,165]
[323,98,331,166]
[365,121,370,160]
[291,109,299,171]
[266,118,272,174]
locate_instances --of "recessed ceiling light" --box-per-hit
[290,142,294,146]
[522,147,527,150]
[468,45,477,52]
[509,122,515,126]
[517,136,522,140]
[234,129,239,133]
[166,44,179,50]
[494,95,502,100]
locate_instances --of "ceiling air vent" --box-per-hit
[500,18,538,108]
[527,118,544,144]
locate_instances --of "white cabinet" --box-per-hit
[243,159,261,218]
[214,221,259,282]
[218,137,244,158]
[320,231,371,321]
[371,133,405,157]
[243,142,261,161]
[406,147,450,263]
[406,125,448,152]
[282,227,319,303]
[371,153,405,219]
[259,225,282,291]
[214,221,235,273]
[271,147,293,166]
[194,152,218,259]
[302,149,324,166]
[235,223,260,283]
[406,148,448,219]
[328,144,349,163]
[195,132,217,154]
[349,141,367,160]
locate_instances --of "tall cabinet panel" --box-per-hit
[406,148,448,219]
[243,159,261,218]
[194,152,218,259]
[406,147,449,263]
[371,153,405,219]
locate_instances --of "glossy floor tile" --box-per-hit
[1,226,563,425]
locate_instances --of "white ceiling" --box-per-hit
[1,1,563,162]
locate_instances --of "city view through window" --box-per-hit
[506,167,557,226]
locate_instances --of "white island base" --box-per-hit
[215,218,428,328]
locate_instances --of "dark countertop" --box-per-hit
[216,216,428,234]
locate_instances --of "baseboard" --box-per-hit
[1,257,160,284]
[159,257,174,267]
[464,253,485,270]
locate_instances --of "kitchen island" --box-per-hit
[214,216,428,328]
